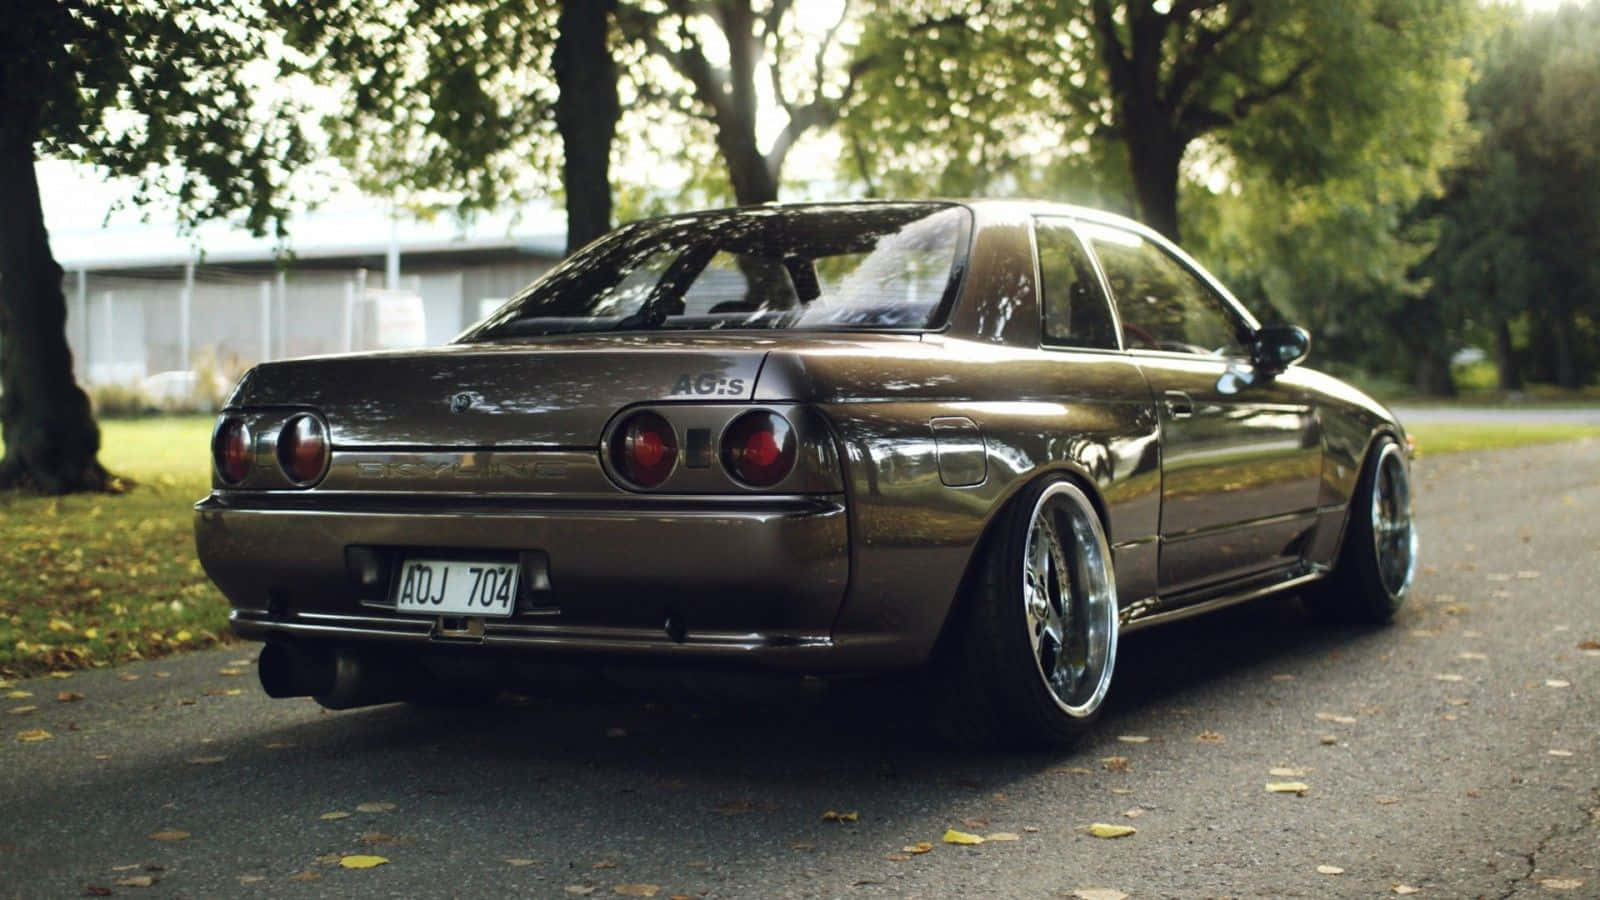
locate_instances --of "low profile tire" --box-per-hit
[1308,438,1419,624]
[931,476,1120,749]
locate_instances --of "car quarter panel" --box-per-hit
[755,337,1160,668]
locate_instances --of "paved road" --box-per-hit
[3,440,1597,898]
[1391,405,1600,426]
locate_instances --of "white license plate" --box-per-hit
[393,559,520,617]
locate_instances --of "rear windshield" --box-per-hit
[464,203,971,339]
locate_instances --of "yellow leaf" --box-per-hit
[8,706,38,715]
[820,810,859,822]
[985,832,1020,842]
[505,859,536,867]
[1539,878,1584,890]
[224,689,243,696]
[218,668,244,677]
[1546,679,1571,688]
[1116,735,1150,744]
[1196,731,1225,744]
[613,885,660,898]
[1267,782,1311,795]
[320,811,352,820]
[188,756,226,765]
[57,691,84,703]
[115,875,157,888]
[1317,865,1345,875]
[357,802,396,813]
[16,728,51,743]
[288,870,322,882]
[1315,712,1357,724]
[1268,767,1309,777]
[175,630,192,642]
[148,829,190,841]
[47,618,74,633]
[1085,823,1137,839]
[942,829,985,845]
[902,842,933,854]
[83,628,98,639]
[1071,890,1128,900]
[6,690,31,700]
[1393,886,1420,895]
[338,855,389,869]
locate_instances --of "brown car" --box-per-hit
[194,200,1417,746]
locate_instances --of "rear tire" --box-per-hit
[1308,438,1418,624]
[930,476,1119,749]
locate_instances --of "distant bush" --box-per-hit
[89,382,157,419]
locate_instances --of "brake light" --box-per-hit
[213,417,252,485]
[612,411,678,488]
[277,414,329,486]
[721,411,796,487]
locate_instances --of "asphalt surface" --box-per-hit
[3,439,1597,899]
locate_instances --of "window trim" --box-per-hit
[1029,215,1126,353]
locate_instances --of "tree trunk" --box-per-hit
[1493,318,1521,391]
[554,0,620,255]
[0,141,112,493]
[1122,113,1184,241]
[716,121,779,206]
[1412,348,1457,398]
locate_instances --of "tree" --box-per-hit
[0,1,310,493]
[616,0,868,205]
[846,1,1473,243]
[288,0,626,255]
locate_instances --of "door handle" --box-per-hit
[1163,390,1194,419]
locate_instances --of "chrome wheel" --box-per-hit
[1370,442,1418,599]
[1021,482,1118,718]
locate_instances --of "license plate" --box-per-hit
[393,559,520,617]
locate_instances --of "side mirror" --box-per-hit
[1251,324,1311,375]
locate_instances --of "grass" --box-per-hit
[0,416,225,678]
[1407,423,1600,456]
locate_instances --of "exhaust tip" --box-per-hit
[258,643,334,699]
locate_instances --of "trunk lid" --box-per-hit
[231,335,775,449]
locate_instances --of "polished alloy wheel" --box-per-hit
[1370,442,1418,599]
[1021,482,1118,717]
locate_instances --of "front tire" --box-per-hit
[1309,438,1418,623]
[932,476,1119,748]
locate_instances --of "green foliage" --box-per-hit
[1408,423,1600,456]
[0,417,227,677]
[8,0,314,236]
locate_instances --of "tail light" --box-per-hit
[212,417,253,485]
[721,411,796,487]
[611,411,678,488]
[277,414,330,486]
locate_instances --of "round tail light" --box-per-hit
[277,414,329,486]
[212,416,253,485]
[721,411,796,487]
[611,411,678,488]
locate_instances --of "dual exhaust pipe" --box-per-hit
[258,643,405,710]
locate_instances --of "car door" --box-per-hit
[1079,221,1322,597]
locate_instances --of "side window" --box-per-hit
[1083,225,1247,357]
[1034,218,1120,349]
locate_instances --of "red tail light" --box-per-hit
[721,411,796,487]
[277,414,329,486]
[612,411,678,488]
[213,417,253,485]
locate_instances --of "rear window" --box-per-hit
[464,203,971,339]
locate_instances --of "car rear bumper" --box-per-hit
[196,494,864,671]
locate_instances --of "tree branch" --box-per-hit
[1163,4,1255,110]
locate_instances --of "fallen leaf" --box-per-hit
[218,668,244,676]
[360,832,403,846]
[115,875,157,888]
[238,874,266,884]
[790,842,814,851]
[8,706,37,715]
[1315,712,1357,724]
[902,842,933,854]
[613,886,659,898]
[1320,734,1339,746]
[1578,640,1600,651]
[1109,787,1135,795]
[1547,749,1574,757]
[592,861,618,870]
[1458,652,1488,661]
[187,756,226,765]
[338,855,388,869]
[961,817,990,828]
[1545,679,1571,688]
[319,811,352,821]
[1085,823,1136,839]
[1317,865,1345,875]
[986,832,1020,841]
[820,810,859,823]
[1393,885,1420,895]
[154,672,171,679]
[148,829,189,842]
[356,802,396,813]
[1122,808,1144,819]
[1271,673,1295,682]
[565,887,596,896]
[6,690,32,700]
[1023,826,1040,833]
[1447,697,1470,706]
[1053,766,1092,776]
[1100,756,1130,772]
[288,871,321,882]
[1196,731,1225,744]
[119,674,140,682]
[1116,735,1150,744]
[49,671,73,679]
[57,691,85,703]
[84,886,113,897]
[1375,796,1400,805]
[1539,877,1584,890]
[1433,674,1465,683]
[1267,782,1311,795]
[942,828,985,845]
[1517,570,1541,579]
[1071,890,1128,900]
[884,853,912,862]
[1269,767,1310,777]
